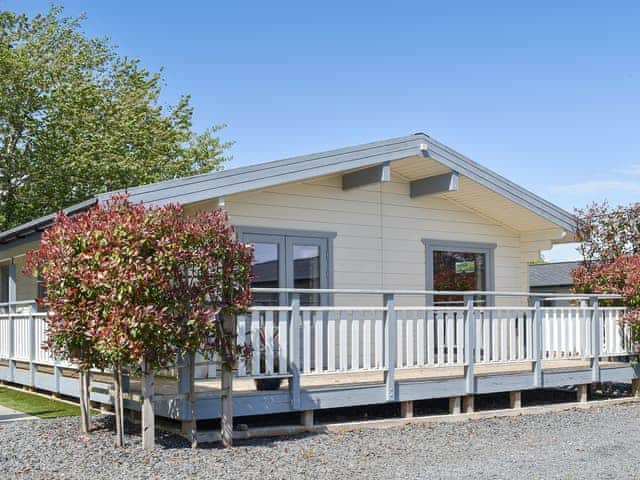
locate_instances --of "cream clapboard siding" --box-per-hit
[187,172,556,307]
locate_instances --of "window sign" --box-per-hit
[455,260,475,274]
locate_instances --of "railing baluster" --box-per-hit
[363,310,372,369]
[265,310,274,374]
[375,310,383,369]
[314,310,323,373]
[427,311,434,366]
[406,310,415,368]
[302,310,311,374]
[351,310,360,370]
[339,311,348,371]
[251,310,261,375]
[327,310,336,372]
[416,310,425,366]
[278,312,288,375]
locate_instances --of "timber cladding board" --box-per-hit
[195,171,563,298]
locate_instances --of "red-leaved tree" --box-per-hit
[573,202,640,346]
[26,195,253,449]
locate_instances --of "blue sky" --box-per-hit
[3,1,639,260]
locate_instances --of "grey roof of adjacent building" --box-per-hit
[529,261,582,288]
[0,132,576,244]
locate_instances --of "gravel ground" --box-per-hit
[1,403,640,480]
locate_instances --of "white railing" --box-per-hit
[204,289,632,380]
[0,292,632,384]
[0,307,53,365]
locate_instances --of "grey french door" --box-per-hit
[243,232,330,306]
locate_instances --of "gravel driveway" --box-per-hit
[1,402,639,479]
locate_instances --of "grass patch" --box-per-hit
[0,387,80,418]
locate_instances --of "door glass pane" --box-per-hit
[293,244,321,306]
[251,243,280,306]
[433,251,486,306]
[0,264,9,305]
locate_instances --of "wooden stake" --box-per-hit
[141,361,155,450]
[220,314,236,448]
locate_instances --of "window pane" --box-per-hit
[293,244,321,306]
[433,251,486,306]
[251,243,280,306]
[0,265,9,304]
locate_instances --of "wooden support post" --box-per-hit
[510,391,522,409]
[463,395,474,413]
[577,384,589,403]
[591,298,601,383]
[400,400,414,418]
[532,297,542,388]
[301,410,314,428]
[632,378,640,398]
[449,396,461,415]
[384,293,396,402]
[289,294,301,410]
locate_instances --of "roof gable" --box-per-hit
[0,132,576,243]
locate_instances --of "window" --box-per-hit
[423,239,496,306]
[237,227,335,306]
[0,263,9,304]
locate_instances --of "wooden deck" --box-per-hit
[128,359,630,397]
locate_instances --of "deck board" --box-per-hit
[128,359,629,397]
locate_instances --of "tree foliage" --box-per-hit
[575,202,640,266]
[573,202,640,341]
[24,195,253,443]
[25,195,252,369]
[0,6,231,230]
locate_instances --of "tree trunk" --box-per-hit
[113,366,125,447]
[220,314,236,448]
[78,368,91,433]
[188,352,197,448]
[140,360,155,450]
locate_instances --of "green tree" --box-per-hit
[0,6,231,230]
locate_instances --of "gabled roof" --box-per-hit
[0,132,576,244]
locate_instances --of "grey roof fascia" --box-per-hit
[123,137,424,206]
[423,135,576,232]
[0,197,98,244]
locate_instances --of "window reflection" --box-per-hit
[251,243,280,306]
[433,251,486,306]
[293,245,320,306]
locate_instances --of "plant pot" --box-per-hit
[254,377,283,391]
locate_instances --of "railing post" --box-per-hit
[28,305,36,387]
[384,293,396,401]
[7,261,15,383]
[289,294,301,409]
[533,297,542,388]
[591,297,601,383]
[7,308,14,383]
[464,295,475,395]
